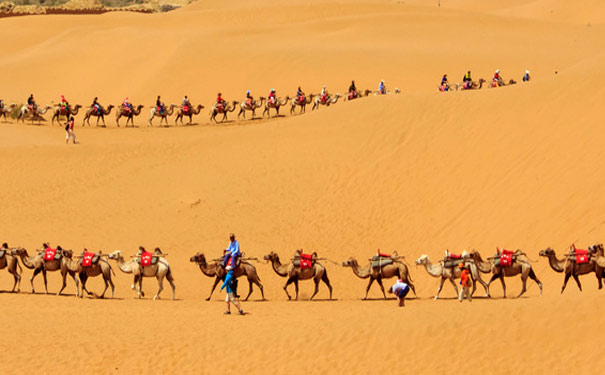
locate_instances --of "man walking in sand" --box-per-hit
[65,116,76,144]
[458,263,472,302]
[388,278,410,307]
[221,265,244,315]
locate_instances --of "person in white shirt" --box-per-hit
[389,279,410,307]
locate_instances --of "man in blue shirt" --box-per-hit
[221,268,244,315]
[223,233,241,269]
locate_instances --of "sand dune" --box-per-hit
[1,0,605,374]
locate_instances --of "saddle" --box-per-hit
[494,249,515,267]
[217,103,224,112]
[43,248,61,262]
[371,255,393,269]
[297,96,305,104]
[320,95,328,103]
[182,105,190,114]
[293,252,315,269]
[60,107,68,115]
[138,251,159,267]
[570,245,591,264]
[80,251,100,267]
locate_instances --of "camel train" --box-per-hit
[4,242,604,302]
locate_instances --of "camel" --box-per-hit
[457,78,486,91]
[0,246,22,292]
[312,93,342,110]
[263,251,333,300]
[13,247,79,296]
[0,103,17,122]
[489,79,517,88]
[108,250,175,300]
[189,252,265,301]
[115,104,144,127]
[175,104,204,125]
[468,250,542,298]
[62,250,115,298]
[290,94,314,115]
[148,104,177,126]
[17,104,52,124]
[342,257,416,299]
[51,104,81,125]
[344,90,372,101]
[82,104,114,127]
[539,247,605,293]
[262,97,290,118]
[238,97,265,120]
[210,101,238,123]
[415,254,489,300]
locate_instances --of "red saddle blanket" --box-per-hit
[217,104,224,112]
[448,253,461,259]
[82,251,95,267]
[377,252,391,258]
[298,96,305,104]
[300,253,313,269]
[575,249,589,264]
[141,251,153,267]
[500,249,514,266]
[182,105,190,113]
[44,248,57,261]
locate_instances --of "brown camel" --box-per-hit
[1,103,17,122]
[189,252,265,301]
[0,244,22,292]
[108,249,175,300]
[18,104,52,124]
[344,89,372,101]
[14,247,79,296]
[51,104,81,125]
[539,246,605,293]
[83,104,114,127]
[262,97,290,118]
[312,93,342,110]
[62,250,116,298]
[415,254,489,299]
[175,104,204,125]
[489,78,517,88]
[470,250,542,298]
[290,94,314,115]
[263,251,333,300]
[210,101,238,123]
[457,78,486,91]
[148,104,177,126]
[238,97,265,120]
[342,257,415,299]
[115,104,144,127]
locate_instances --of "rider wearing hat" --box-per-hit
[458,263,472,302]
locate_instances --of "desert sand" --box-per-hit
[1,0,605,373]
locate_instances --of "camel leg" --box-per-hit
[561,272,572,293]
[448,277,459,296]
[100,273,109,298]
[206,276,223,301]
[154,274,165,300]
[244,280,254,301]
[79,272,89,297]
[321,270,333,300]
[528,268,543,296]
[376,277,387,300]
[597,269,603,290]
[42,269,49,295]
[516,274,528,298]
[166,270,176,300]
[572,274,582,292]
[108,272,115,298]
[30,268,42,293]
[364,277,375,300]
[486,273,500,297]
[283,277,296,300]
[310,277,321,300]
[499,275,507,298]
[10,265,21,293]
[434,277,446,300]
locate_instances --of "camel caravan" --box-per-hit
[439,69,527,92]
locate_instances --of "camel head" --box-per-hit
[263,252,277,263]
[393,88,401,94]
[11,247,27,256]
[107,250,122,260]
[415,254,429,265]
[334,93,342,99]
[189,252,207,265]
[538,248,555,257]
[62,249,74,258]
[342,257,358,267]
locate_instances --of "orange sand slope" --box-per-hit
[1,0,605,374]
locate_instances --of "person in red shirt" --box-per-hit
[458,263,472,302]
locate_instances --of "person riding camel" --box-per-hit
[378,80,386,95]
[0,99,4,110]
[156,95,165,116]
[296,86,305,103]
[60,95,69,112]
[246,90,253,107]
[91,97,100,114]
[463,71,472,89]
[182,95,191,113]
[320,86,328,103]
[348,80,357,99]
[216,92,226,110]
[268,88,276,105]
[223,233,241,270]
[27,94,37,111]
[493,69,503,86]
[523,70,531,82]
[440,75,449,91]
[122,97,132,113]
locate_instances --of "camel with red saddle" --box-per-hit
[83,104,114,127]
[189,252,265,301]
[13,246,79,296]
[489,79,517,88]
[61,249,116,298]
[116,104,144,127]
[210,101,238,123]
[468,249,542,298]
[290,94,314,115]
[108,249,175,300]
[457,78,486,91]
[539,244,605,293]
[264,250,333,300]
[51,104,81,126]
[262,96,290,118]
[0,103,17,122]
[18,104,52,124]
[415,253,489,300]
[238,97,265,120]
[344,89,372,101]
[175,104,204,125]
[148,104,177,126]
[312,93,342,110]
[0,244,22,292]
[342,253,416,300]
